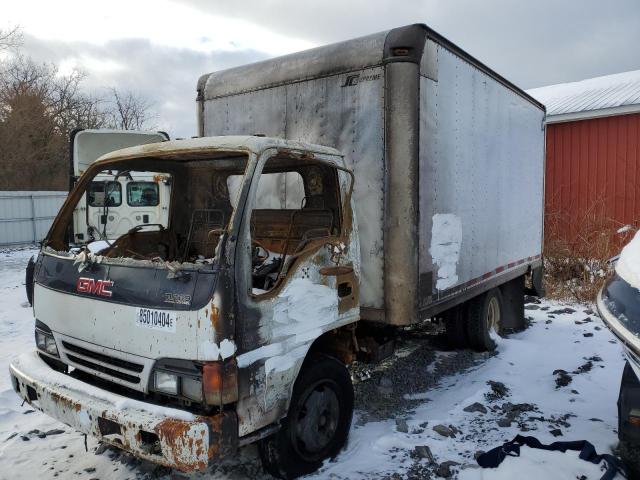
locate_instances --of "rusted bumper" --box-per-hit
[9,351,237,472]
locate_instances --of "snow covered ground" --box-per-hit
[0,248,627,479]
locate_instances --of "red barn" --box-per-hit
[529,71,640,255]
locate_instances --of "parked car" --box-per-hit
[597,231,640,475]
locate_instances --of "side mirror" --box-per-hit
[25,256,35,306]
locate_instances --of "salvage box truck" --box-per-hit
[10,24,545,478]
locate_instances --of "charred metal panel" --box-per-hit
[203,68,385,309]
[383,61,420,325]
[418,44,544,304]
[200,32,387,100]
[35,253,214,310]
[232,151,360,437]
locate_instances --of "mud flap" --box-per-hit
[500,275,525,331]
[619,361,640,444]
[526,265,545,297]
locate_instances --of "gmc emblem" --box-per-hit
[76,277,114,297]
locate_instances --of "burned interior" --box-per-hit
[47,152,250,265]
[45,150,346,289]
[248,155,344,294]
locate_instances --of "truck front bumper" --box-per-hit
[9,351,237,472]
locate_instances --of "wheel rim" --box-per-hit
[292,380,341,461]
[486,296,501,334]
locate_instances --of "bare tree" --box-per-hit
[107,88,155,130]
[0,36,159,190]
[0,25,22,52]
[0,56,109,189]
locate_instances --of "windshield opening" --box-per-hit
[46,152,249,267]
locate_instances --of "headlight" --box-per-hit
[35,324,59,357]
[35,330,47,350]
[149,359,236,405]
[154,370,178,395]
[150,360,205,403]
[181,377,203,402]
[45,336,59,355]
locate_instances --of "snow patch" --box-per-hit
[430,214,462,290]
[86,240,110,253]
[272,278,338,337]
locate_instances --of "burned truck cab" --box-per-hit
[10,136,359,475]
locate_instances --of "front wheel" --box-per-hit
[259,354,354,479]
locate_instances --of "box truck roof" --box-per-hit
[198,23,544,111]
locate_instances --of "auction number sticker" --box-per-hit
[135,307,177,333]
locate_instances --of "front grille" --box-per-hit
[67,354,141,384]
[62,341,144,372]
[61,341,143,385]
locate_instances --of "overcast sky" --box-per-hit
[4,0,640,137]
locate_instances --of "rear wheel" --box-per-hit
[466,289,503,351]
[259,354,354,479]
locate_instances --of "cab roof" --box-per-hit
[93,135,344,166]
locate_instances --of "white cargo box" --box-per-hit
[197,24,545,325]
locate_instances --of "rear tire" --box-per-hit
[466,289,503,351]
[259,354,354,479]
[444,304,469,348]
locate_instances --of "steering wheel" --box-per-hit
[251,239,270,265]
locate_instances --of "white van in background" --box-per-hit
[69,129,171,245]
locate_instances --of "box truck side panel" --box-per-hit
[201,67,386,309]
[418,41,545,307]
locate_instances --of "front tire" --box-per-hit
[259,354,354,479]
[466,289,503,351]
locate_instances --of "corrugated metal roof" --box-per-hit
[527,70,640,121]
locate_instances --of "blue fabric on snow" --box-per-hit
[476,434,624,480]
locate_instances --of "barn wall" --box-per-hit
[545,112,640,253]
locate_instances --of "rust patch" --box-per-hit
[49,389,83,413]
[336,267,359,314]
[155,418,203,472]
[320,265,353,276]
[210,305,219,330]
[202,412,238,461]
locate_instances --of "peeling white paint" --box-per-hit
[237,342,284,368]
[200,339,237,361]
[219,338,237,359]
[237,278,338,369]
[265,344,308,375]
[430,213,462,290]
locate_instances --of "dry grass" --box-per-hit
[544,199,635,303]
